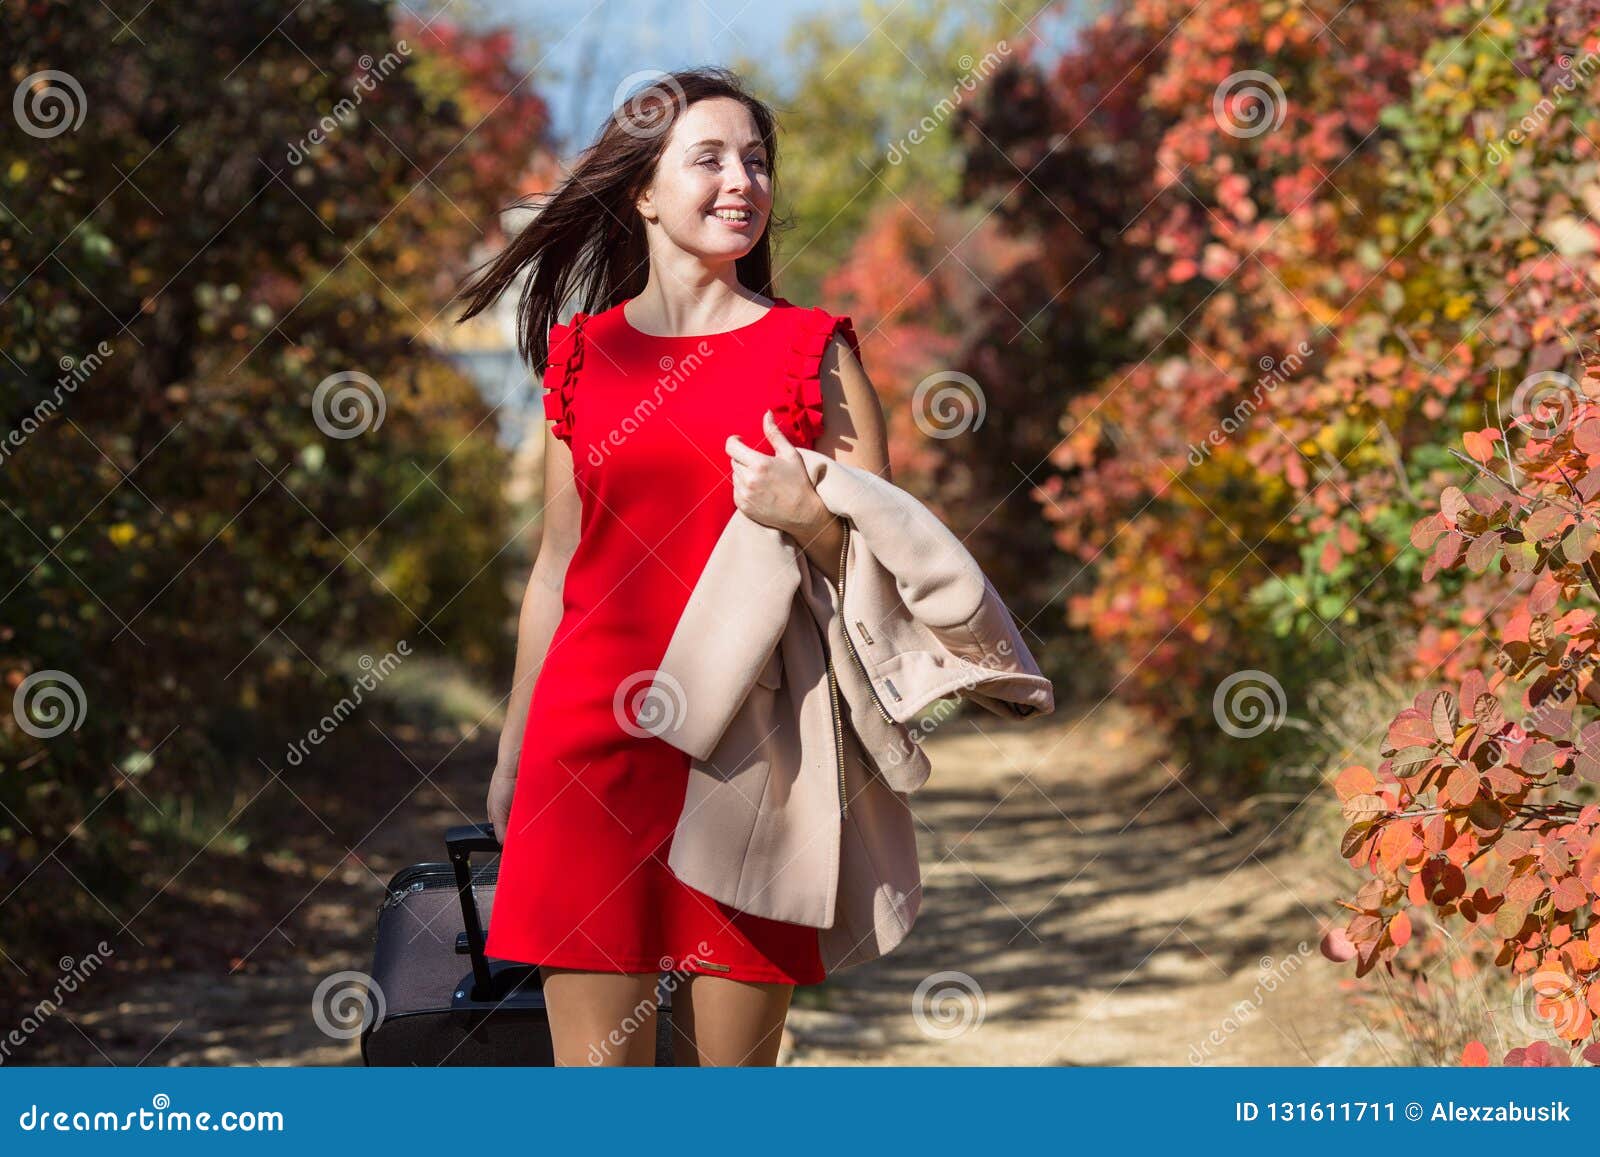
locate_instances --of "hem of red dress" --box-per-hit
[483,940,824,986]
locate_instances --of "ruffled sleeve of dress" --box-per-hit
[541,311,588,447]
[776,307,863,449]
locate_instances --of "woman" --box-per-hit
[453,67,890,1066]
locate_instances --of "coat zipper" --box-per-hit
[827,518,901,821]
[828,520,849,818]
[826,648,847,819]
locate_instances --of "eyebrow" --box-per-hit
[684,138,767,153]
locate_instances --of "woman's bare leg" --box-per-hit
[538,966,663,1066]
[670,973,794,1066]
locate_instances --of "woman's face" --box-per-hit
[638,97,772,263]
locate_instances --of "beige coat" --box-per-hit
[641,447,1055,973]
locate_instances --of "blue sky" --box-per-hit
[468,0,860,152]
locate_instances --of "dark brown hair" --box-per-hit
[453,66,788,374]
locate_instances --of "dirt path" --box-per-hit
[23,705,1386,1066]
[781,705,1386,1066]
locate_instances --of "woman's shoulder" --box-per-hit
[769,295,848,323]
[776,298,862,367]
[553,298,624,340]
[771,299,868,447]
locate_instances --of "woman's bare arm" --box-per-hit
[488,426,581,841]
[787,331,891,576]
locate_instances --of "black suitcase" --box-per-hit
[360,821,676,1065]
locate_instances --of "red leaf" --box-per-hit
[1522,1040,1569,1066]
[1439,764,1480,808]
[1523,506,1568,544]
[1575,420,1600,454]
[1386,711,1438,753]
[1551,876,1589,912]
[1320,926,1357,962]
[1411,514,1447,551]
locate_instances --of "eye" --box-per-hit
[697,155,720,168]
[747,156,769,171]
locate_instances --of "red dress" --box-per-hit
[484,295,863,986]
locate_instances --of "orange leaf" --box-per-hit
[1333,764,1378,802]
[1552,876,1589,912]
[1460,1040,1490,1066]
[1408,872,1428,907]
[1463,429,1499,463]
[1440,764,1480,808]
[1380,822,1415,872]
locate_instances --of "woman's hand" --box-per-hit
[726,410,830,538]
[487,767,517,846]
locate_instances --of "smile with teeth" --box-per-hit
[711,208,752,222]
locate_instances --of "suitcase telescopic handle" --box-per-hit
[446,821,501,855]
[446,822,500,1000]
